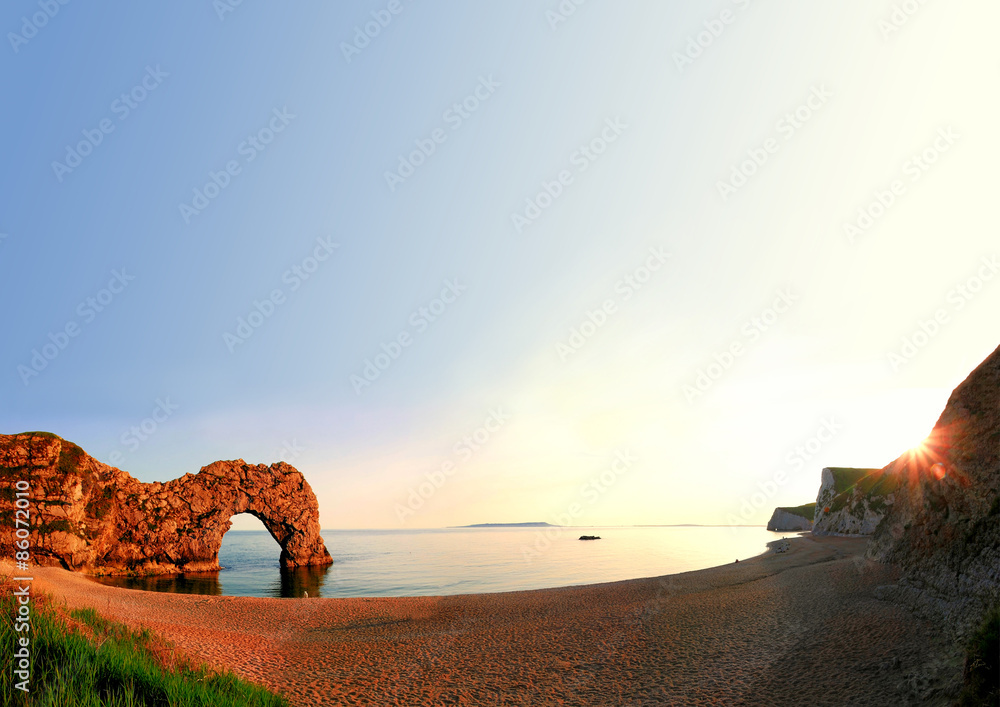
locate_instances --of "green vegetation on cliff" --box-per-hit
[827,467,880,495]
[776,502,816,521]
[55,439,86,476]
[827,467,900,514]
[958,604,1000,706]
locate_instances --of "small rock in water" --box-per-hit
[578,535,601,541]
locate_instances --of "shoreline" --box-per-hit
[73,526,789,599]
[5,534,953,705]
[7,532,794,603]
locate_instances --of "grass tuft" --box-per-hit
[957,604,1000,706]
[1,575,289,706]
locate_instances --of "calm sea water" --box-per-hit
[91,526,786,599]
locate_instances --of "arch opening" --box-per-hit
[219,513,283,569]
[219,512,331,597]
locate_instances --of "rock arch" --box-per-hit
[157,459,334,572]
[0,433,333,575]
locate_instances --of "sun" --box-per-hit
[899,433,949,479]
[907,435,931,456]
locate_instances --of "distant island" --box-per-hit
[450,522,560,528]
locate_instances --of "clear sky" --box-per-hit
[2,2,998,530]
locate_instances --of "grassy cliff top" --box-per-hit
[827,467,902,514]
[826,467,882,494]
[776,502,816,521]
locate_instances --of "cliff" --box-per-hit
[866,344,1000,641]
[766,503,814,531]
[0,432,332,575]
[811,467,889,535]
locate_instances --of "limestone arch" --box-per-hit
[180,460,333,571]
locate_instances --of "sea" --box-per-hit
[90,525,787,599]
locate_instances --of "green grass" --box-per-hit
[776,502,816,521]
[826,468,896,514]
[855,469,901,497]
[957,604,1000,706]
[1,580,289,706]
[55,441,85,476]
[826,467,881,495]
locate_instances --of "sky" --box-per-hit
[2,2,998,531]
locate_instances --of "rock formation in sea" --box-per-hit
[0,432,333,575]
[765,503,814,531]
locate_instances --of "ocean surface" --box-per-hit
[90,526,787,599]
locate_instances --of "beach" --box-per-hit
[15,534,949,706]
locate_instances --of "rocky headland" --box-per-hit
[781,345,998,643]
[0,432,332,575]
[811,466,893,535]
[866,344,1000,643]
[757,344,999,701]
[766,503,815,531]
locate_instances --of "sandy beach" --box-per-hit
[13,534,950,706]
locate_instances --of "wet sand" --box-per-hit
[8,534,947,706]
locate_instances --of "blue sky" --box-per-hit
[2,1,998,529]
